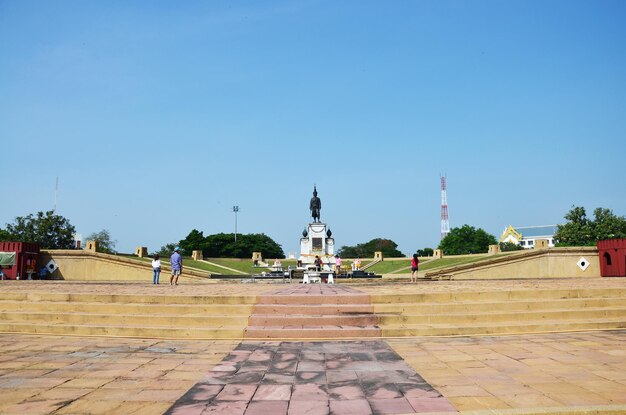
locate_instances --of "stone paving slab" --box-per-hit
[0,335,239,414]
[0,332,625,414]
[166,340,454,415]
[388,330,626,413]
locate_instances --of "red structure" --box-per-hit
[0,242,40,280]
[597,239,626,277]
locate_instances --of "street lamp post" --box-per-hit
[233,206,239,242]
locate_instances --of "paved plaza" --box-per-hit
[1,331,625,413]
[1,279,625,414]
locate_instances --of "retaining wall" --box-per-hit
[40,250,211,282]
[425,247,600,279]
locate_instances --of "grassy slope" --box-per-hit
[366,254,517,274]
[119,254,513,275]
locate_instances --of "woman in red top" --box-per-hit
[411,254,419,283]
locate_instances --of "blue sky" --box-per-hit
[1,0,625,256]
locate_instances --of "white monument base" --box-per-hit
[300,222,334,265]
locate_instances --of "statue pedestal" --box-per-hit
[300,222,334,264]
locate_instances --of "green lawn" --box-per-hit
[116,254,226,274]
[418,255,489,271]
[117,253,515,275]
[366,259,412,274]
[366,255,510,274]
[207,258,299,274]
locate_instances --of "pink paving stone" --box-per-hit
[298,361,326,371]
[328,385,366,400]
[325,361,343,369]
[297,371,326,382]
[252,384,292,401]
[203,401,248,415]
[400,387,441,398]
[366,386,403,400]
[262,373,294,384]
[276,353,298,362]
[244,400,289,415]
[226,355,251,363]
[368,397,415,414]
[167,401,207,415]
[288,400,330,415]
[215,384,258,401]
[407,397,458,413]
[326,370,359,384]
[188,384,224,400]
[211,363,238,372]
[378,361,414,371]
[329,399,373,415]
[272,361,296,371]
[249,352,273,362]
[291,384,328,401]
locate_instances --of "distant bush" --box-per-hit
[499,241,523,252]
[338,238,404,258]
[178,229,284,259]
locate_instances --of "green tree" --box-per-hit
[499,241,523,252]
[4,211,76,249]
[438,225,497,255]
[0,228,12,241]
[338,238,404,258]
[85,229,117,254]
[591,207,626,241]
[153,243,180,257]
[179,229,207,256]
[555,206,626,246]
[416,247,434,257]
[178,232,285,259]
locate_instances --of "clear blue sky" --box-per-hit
[1,0,625,256]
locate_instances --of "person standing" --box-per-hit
[335,255,342,274]
[170,248,183,285]
[151,254,161,284]
[411,254,419,283]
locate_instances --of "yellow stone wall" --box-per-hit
[40,250,210,282]
[428,248,600,279]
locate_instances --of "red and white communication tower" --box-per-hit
[440,175,450,240]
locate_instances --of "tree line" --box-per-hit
[1,206,624,257]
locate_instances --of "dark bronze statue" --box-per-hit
[310,186,321,223]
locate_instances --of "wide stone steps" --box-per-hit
[1,286,625,339]
[0,300,253,316]
[0,291,253,339]
[252,304,375,314]
[0,291,257,305]
[370,288,626,304]
[373,296,626,314]
[377,306,626,325]
[254,294,372,305]
[372,288,626,336]
[248,314,377,326]
[244,326,381,339]
[381,317,626,337]
[0,321,245,339]
[244,285,381,339]
[0,310,249,326]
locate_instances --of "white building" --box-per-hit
[500,225,558,249]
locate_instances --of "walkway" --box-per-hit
[1,332,625,414]
[1,279,626,414]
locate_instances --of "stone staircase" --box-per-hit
[0,291,255,339]
[1,286,625,340]
[244,285,381,339]
[372,287,626,336]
